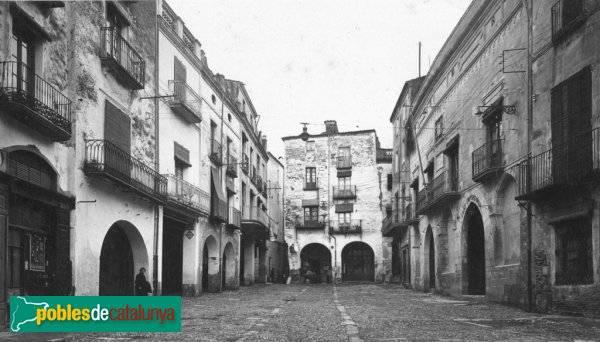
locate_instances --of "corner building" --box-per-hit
[283,121,391,283]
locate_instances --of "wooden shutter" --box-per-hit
[104,100,131,153]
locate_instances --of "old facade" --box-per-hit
[283,121,391,284]
[387,0,600,316]
[266,152,288,283]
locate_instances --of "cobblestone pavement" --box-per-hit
[2,283,600,341]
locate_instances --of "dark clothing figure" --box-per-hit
[135,271,152,296]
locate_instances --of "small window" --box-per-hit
[304,207,319,222]
[228,113,232,122]
[338,176,350,189]
[434,116,444,141]
[555,218,593,285]
[175,159,186,179]
[211,94,216,104]
[305,167,317,189]
[306,141,315,152]
[387,174,393,191]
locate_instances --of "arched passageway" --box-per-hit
[222,242,236,290]
[202,236,219,292]
[465,204,486,295]
[341,242,374,282]
[424,226,435,291]
[300,243,331,283]
[99,221,149,295]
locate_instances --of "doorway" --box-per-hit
[300,243,332,283]
[425,226,435,290]
[341,242,374,282]
[161,218,184,295]
[466,204,486,295]
[99,224,134,295]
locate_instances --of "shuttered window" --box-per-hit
[551,66,592,146]
[104,100,131,153]
[174,56,186,82]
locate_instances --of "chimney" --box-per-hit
[262,135,268,150]
[324,120,338,134]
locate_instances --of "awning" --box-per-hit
[302,198,319,207]
[443,134,460,154]
[211,167,225,201]
[335,203,354,213]
[337,169,352,178]
[174,142,191,166]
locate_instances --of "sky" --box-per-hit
[168,0,472,158]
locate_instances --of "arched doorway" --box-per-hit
[202,236,219,292]
[341,242,374,282]
[424,226,435,291]
[99,221,149,295]
[222,243,236,290]
[465,204,486,295]
[300,243,331,283]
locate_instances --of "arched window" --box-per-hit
[7,150,56,191]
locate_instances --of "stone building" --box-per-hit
[283,120,392,283]
[387,0,600,316]
[266,152,288,283]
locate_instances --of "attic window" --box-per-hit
[211,94,216,104]
[228,113,232,122]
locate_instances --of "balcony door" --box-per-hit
[11,23,35,96]
[104,100,132,182]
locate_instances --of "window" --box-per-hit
[338,147,351,168]
[306,141,315,152]
[211,94,216,104]
[228,113,232,122]
[305,167,317,189]
[175,159,186,179]
[105,100,131,152]
[338,176,350,189]
[338,213,351,226]
[304,207,318,223]
[11,20,36,93]
[434,116,444,141]
[445,147,459,191]
[387,174,392,191]
[555,218,592,285]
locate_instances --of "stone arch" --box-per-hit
[494,174,521,265]
[99,220,149,295]
[411,225,421,280]
[423,225,435,291]
[300,243,332,283]
[341,241,374,282]
[222,242,236,290]
[462,203,486,295]
[202,235,220,292]
[5,148,58,191]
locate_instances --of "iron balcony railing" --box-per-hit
[167,80,201,123]
[261,182,268,198]
[515,127,600,199]
[0,61,72,140]
[295,218,326,229]
[226,154,238,178]
[376,148,393,163]
[332,185,357,199]
[210,198,228,222]
[209,139,223,166]
[84,139,167,203]
[242,205,270,228]
[551,0,585,42]
[416,170,459,214]
[242,153,250,174]
[251,166,257,184]
[472,139,504,181]
[337,156,352,169]
[100,27,145,89]
[330,220,362,234]
[257,175,264,192]
[228,207,241,228]
[164,174,210,215]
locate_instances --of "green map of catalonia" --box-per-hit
[11,296,49,332]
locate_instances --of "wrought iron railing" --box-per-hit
[337,156,352,169]
[242,153,250,174]
[226,154,238,177]
[551,0,585,41]
[472,139,504,180]
[416,170,458,213]
[376,148,393,163]
[210,198,228,222]
[164,174,209,214]
[100,27,145,88]
[0,61,71,136]
[332,185,357,199]
[209,139,222,165]
[295,218,326,229]
[228,207,241,228]
[330,220,362,234]
[84,139,167,202]
[242,205,270,228]
[515,127,600,198]
[167,80,201,121]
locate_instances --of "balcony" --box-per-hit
[241,205,270,239]
[332,186,357,200]
[250,166,257,185]
[376,148,393,163]
[330,220,362,234]
[227,207,241,229]
[304,179,318,191]
[551,0,586,44]
[261,183,268,198]
[242,153,250,175]
[99,27,145,89]
[382,209,399,237]
[210,198,228,223]
[402,203,419,225]
[0,61,71,141]
[167,80,201,123]
[295,218,326,230]
[164,174,210,216]
[84,139,167,203]
[472,139,504,182]
[337,156,352,169]
[257,175,264,193]
[515,127,600,200]
[226,155,238,178]
[209,139,223,166]
[416,171,460,215]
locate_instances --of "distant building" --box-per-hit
[283,120,391,283]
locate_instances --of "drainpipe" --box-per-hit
[152,3,160,296]
[523,0,534,312]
